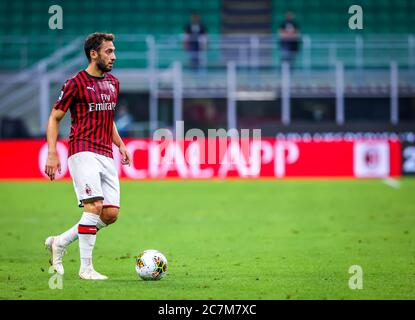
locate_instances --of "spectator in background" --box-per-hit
[183,11,207,70]
[278,11,301,67]
[115,103,133,138]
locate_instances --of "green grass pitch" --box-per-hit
[1,179,414,300]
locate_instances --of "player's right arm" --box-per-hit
[45,109,65,181]
[45,78,77,181]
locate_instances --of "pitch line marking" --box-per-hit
[382,178,401,189]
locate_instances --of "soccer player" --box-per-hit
[44,33,131,280]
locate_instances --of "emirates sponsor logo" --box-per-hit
[88,102,116,112]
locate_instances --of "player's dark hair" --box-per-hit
[84,32,115,62]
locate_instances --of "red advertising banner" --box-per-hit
[0,139,401,179]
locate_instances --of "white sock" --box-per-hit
[78,212,99,271]
[58,224,78,247]
[58,217,107,248]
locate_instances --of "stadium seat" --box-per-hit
[1,0,414,69]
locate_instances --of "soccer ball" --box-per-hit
[135,249,168,280]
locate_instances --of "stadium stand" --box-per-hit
[0,0,221,69]
[0,0,414,138]
[1,0,415,70]
[271,0,415,34]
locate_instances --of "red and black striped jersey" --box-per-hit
[53,70,119,158]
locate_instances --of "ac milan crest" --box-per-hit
[364,148,380,168]
[85,184,92,196]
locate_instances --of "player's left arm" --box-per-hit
[112,122,131,166]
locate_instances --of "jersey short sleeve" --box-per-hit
[53,78,78,112]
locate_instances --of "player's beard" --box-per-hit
[96,55,112,73]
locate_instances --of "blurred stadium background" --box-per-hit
[1,0,415,300]
[1,0,414,178]
[0,0,414,139]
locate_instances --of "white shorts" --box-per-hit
[68,151,120,208]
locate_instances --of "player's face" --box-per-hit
[285,12,294,21]
[96,41,116,72]
[191,13,200,24]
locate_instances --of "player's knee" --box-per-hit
[105,213,118,225]
[101,208,119,225]
[83,199,104,214]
